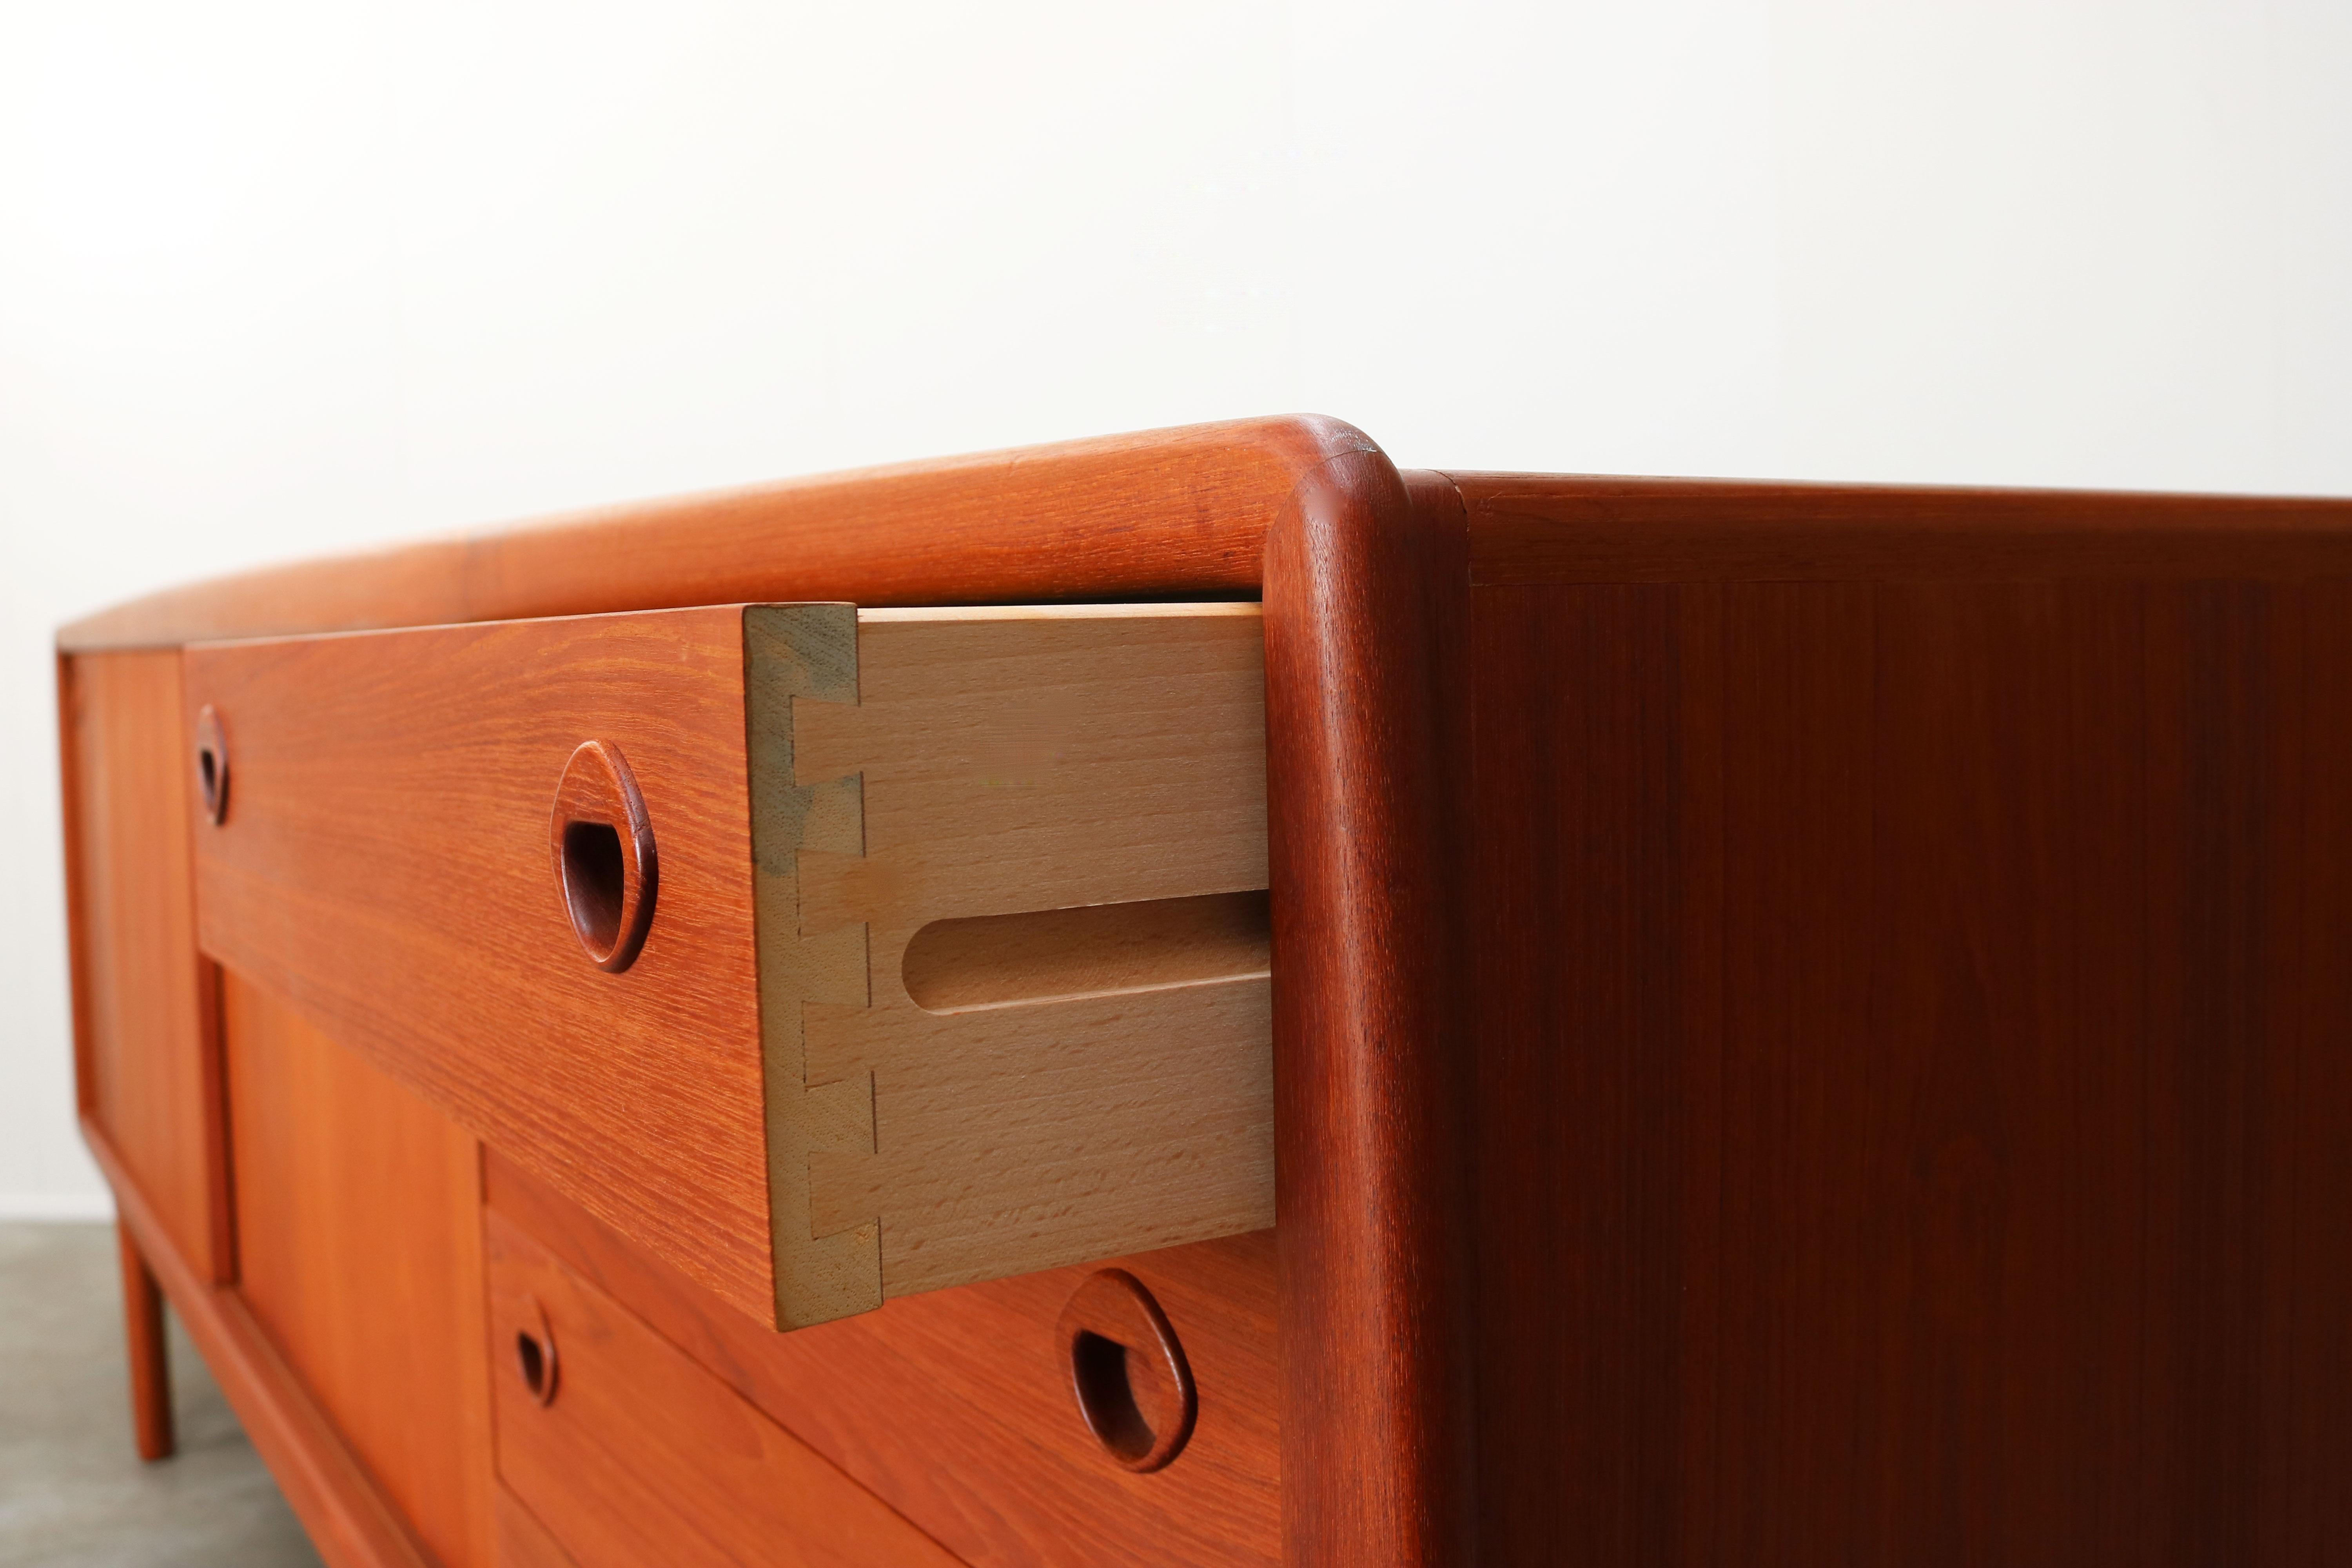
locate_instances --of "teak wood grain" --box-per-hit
[60,416,1385,652]
[1459,504,2352,1562]
[1262,457,1476,1567]
[84,1118,436,1568]
[183,606,779,1323]
[487,1150,1277,1568]
[59,651,233,1283]
[1455,471,2352,584]
[493,1487,582,1568]
[485,1212,964,1568]
[189,600,1274,1331]
[115,1222,174,1461]
[63,415,2352,1568]
[224,973,495,1568]
[755,603,1270,1322]
[64,414,2352,656]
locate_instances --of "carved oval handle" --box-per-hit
[1057,1269,1197,1472]
[513,1297,559,1406]
[194,706,229,825]
[549,740,658,973]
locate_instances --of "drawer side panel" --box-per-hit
[750,604,1274,1324]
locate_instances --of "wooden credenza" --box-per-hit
[58,417,2352,1566]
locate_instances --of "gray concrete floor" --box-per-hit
[0,1223,320,1568]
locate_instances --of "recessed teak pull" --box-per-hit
[194,705,229,824]
[513,1296,559,1406]
[1058,1269,1196,1472]
[550,740,657,973]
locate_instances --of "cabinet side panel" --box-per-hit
[1468,579,2352,1564]
[224,970,495,1568]
[1468,584,1723,1564]
[61,650,229,1279]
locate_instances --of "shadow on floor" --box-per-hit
[0,1223,320,1568]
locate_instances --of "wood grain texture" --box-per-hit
[1261,457,1476,1567]
[116,1220,174,1461]
[548,739,658,972]
[492,1488,581,1568]
[60,416,1386,652]
[488,1150,1276,1568]
[59,652,233,1283]
[485,1214,964,1568]
[190,600,1272,1334]
[1465,571,2352,1564]
[73,421,2352,1568]
[755,603,1272,1324]
[225,971,495,1568]
[56,659,96,1135]
[84,1119,435,1568]
[900,889,1269,1011]
[184,607,777,1323]
[1456,470,2352,583]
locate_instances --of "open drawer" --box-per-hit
[183,603,1272,1329]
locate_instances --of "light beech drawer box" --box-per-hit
[184,602,1272,1330]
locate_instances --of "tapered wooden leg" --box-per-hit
[116,1220,175,1461]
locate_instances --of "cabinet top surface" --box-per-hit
[58,414,2352,653]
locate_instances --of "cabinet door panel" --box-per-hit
[226,971,494,1568]
[61,650,230,1280]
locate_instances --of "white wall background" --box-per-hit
[4,0,2348,1214]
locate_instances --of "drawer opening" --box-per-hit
[902,890,1270,1014]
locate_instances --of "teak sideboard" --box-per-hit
[57,417,2352,1567]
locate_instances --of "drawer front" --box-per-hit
[494,1486,581,1568]
[186,602,1270,1330]
[485,1209,962,1568]
[489,1151,1277,1568]
[186,606,776,1320]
